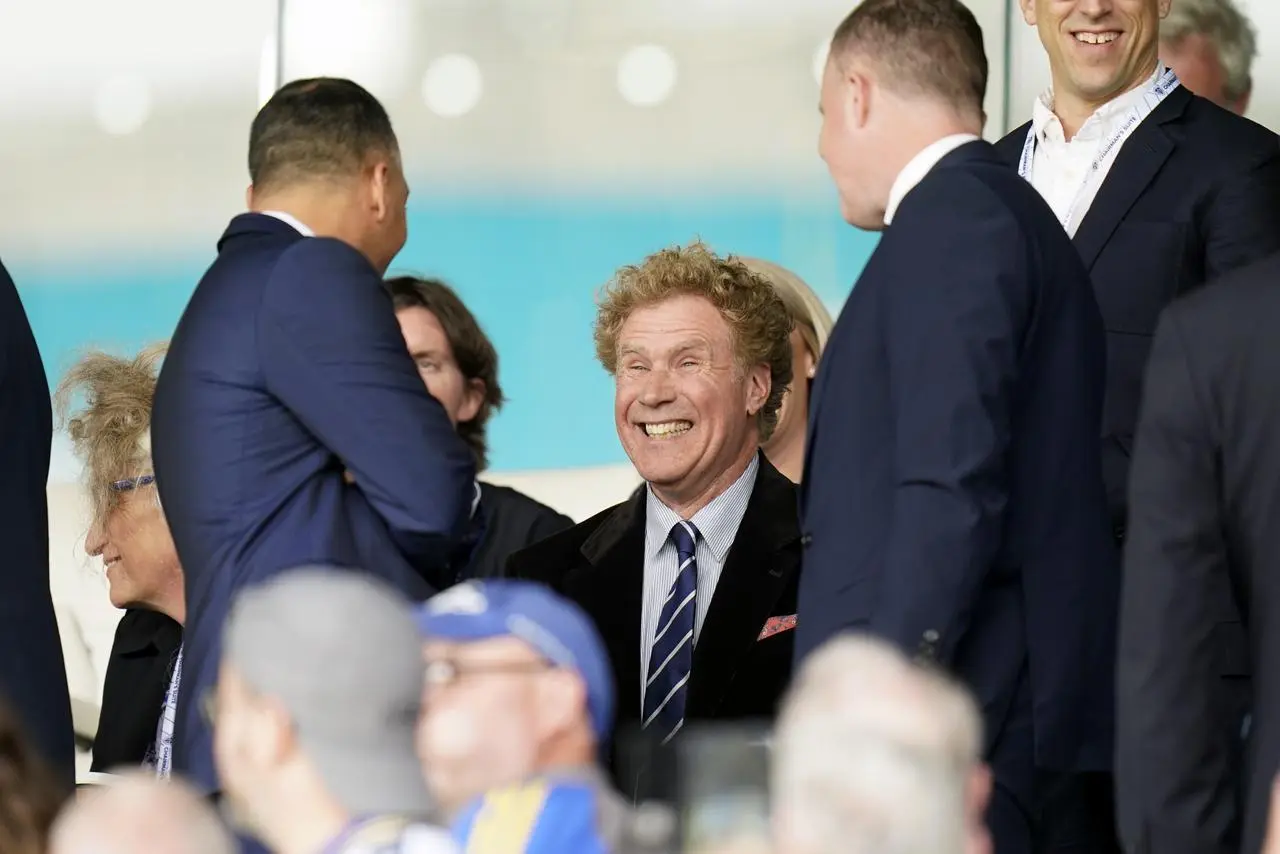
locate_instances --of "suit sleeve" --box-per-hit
[871,180,1022,662]
[1116,307,1236,854]
[1203,148,1280,281]
[258,239,476,567]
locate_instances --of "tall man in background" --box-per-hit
[998,0,1280,844]
[152,78,476,793]
[1160,0,1256,115]
[798,2,1117,852]
[0,257,74,790]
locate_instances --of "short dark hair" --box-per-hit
[248,77,399,193]
[384,276,505,471]
[831,0,988,120]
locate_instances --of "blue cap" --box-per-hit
[415,581,615,741]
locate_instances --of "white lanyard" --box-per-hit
[153,645,184,779]
[1019,66,1180,235]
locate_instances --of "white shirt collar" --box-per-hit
[644,453,759,564]
[259,210,315,237]
[883,133,982,226]
[1032,64,1164,145]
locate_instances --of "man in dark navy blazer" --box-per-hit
[997,0,1280,539]
[798,3,1117,852]
[151,78,476,793]
[0,257,74,791]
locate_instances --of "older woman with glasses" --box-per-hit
[56,345,185,777]
[740,258,834,483]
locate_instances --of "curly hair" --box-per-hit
[594,241,794,440]
[0,700,64,854]
[54,344,166,526]
[384,276,504,471]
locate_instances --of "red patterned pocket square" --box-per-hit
[758,614,797,640]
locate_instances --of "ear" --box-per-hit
[252,697,300,768]
[457,378,486,425]
[845,69,873,131]
[535,669,586,740]
[1019,0,1036,25]
[369,161,391,223]
[803,346,817,381]
[744,363,771,418]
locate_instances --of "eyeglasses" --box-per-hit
[109,474,155,493]
[423,658,553,689]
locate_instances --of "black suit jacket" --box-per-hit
[995,87,1280,530]
[1118,253,1280,854]
[465,483,573,580]
[507,453,800,742]
[0,258,74,790]
[798,141,1118,779]
[91,609,183,772]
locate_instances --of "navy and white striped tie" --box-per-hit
[643,520,698,744]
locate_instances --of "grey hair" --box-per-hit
[772,634,982,854]
[1161,0,1257,103]
[49,771,236,854]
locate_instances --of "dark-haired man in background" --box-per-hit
[386,276,573,580]
[152,78,475,793]
[797,2,1117,852]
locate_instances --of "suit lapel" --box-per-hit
[565,488,646,725]
[686,457,800,718]
[1072,86,1191,270]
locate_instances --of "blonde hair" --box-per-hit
[54,344,166,526]
[738,258,833,364]
[594,241,794,440]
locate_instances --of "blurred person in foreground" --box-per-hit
[774,634,990,854]
[386,276,574,580]
[799,2,1117,852]
[1160,0,1256,115]
[508,241,801,776]
[1117,256,1280,852]
[212,566,456,854]
[415,579,648,851]
[56,346,186,774]
[50,772,234,854]
[0,256,74,789]
[738,259,833,484]
[151,76,476,792]
[0,697,64,854]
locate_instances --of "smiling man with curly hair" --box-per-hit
[508,241,802,783]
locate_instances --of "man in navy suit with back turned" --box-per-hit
[151,78,476,795]
[0,257,74,792]
[796,2,1117,852]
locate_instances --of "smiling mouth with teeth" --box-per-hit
[1073,31,1119,45]
[643,420,693,439]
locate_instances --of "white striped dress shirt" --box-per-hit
[639,454,759,708]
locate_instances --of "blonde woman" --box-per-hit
[740,258,834,483]
[56,345,185,777]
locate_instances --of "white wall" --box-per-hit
[1005,0,1280,133]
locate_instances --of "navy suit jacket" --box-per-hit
[151,214,475,791]
[0,258,74,790]
[797,142,1118,774]
[995,86,1280,531]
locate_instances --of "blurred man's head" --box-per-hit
[414,581,613,818]
[247,78,408,273]
[1160,0,1255,113]
[773,635,991,854]
[212,568,430,848]
[385,276,504,470]
[594,241,792,517]
[820,0,988,230]
[50,773,234,854]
